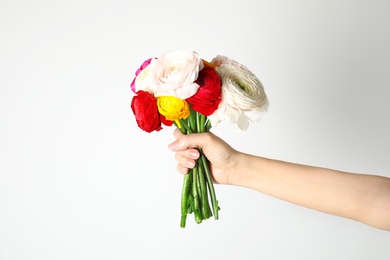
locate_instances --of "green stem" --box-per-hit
[198,153,212,219]
[187,193,194,214]
[205,119,212,132]
[199,113,206,133]
[180,215,187,228]
[174,121,185,134]
[192,164,202,223]
[189,109,196,132]
[200,151,219,220]
[196,111,201,133]
[180,169,192,228]
[177,109,220,226]
[179,119,193,134]
[177,120,191,228]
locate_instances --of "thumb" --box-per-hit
[168,128,206,151]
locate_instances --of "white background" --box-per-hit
[1,0,390,259]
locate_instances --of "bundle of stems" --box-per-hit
[176,108,220,228]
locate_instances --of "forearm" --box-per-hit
[231,153,390,230]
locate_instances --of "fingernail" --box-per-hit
[168,142,178,150]
[187,160,196,168]
[189,150,199,159]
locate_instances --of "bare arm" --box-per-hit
[169,129,390,231]
[233,153,390,231]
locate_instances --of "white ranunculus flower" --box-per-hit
[208,62,269,130]
[151,50,204,99]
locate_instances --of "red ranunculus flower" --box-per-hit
[160,114,173,126]
[186,67,222,116]
[131,90,162,132]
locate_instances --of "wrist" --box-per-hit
[228,152,264,189]
[228,152,251,186]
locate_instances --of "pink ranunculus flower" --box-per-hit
[151,50,204,99]
[130,57,157,93]
[209,57,269,131]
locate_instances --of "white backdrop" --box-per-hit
[1,0,390,259]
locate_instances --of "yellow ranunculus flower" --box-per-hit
[157,96,190,128]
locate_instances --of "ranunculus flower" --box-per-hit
[130,58,157,93]
[157,96,190,128]
[209,57,269,130]
[151,50,204,99]
[209,55,246,69]
[186,67,222,116]
[160,114,173,127]
[131,90,162,132]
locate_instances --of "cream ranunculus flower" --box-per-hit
[209,56,269,130]
[151,50,204,99]
[208,55,246,69]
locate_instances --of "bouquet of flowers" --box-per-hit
[130,50,269,227]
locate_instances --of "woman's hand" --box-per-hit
[168,128,238,185]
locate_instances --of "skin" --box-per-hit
[168,128,390,231]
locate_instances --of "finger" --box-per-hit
[177,148,199,159]
[169,132,212,151]
[177,164,189,174]
[175,152,196,168]
[173,128,184,140]
[168,129,186,151]
[168,131,188,151]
